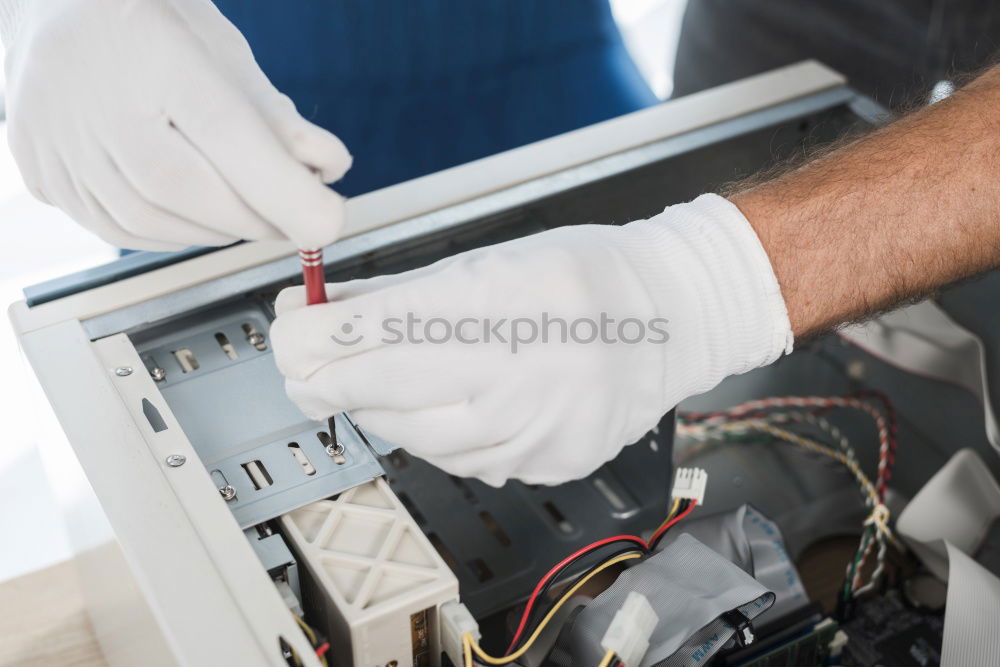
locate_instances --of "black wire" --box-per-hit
[510,499,697,652]
[512,545,646,653]
[648,499,692,551]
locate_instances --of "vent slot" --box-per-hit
[242,460,273,489]
[288,443,316,476]
[214,332,239,360]
[449,476,478,505]
[478,511,511,547]
[593,477,627,512]
[543,501,573,533]
[427,533,458,570]
[278,636,297,666]
[172,347,200,373]
[467,558,494,582]
[141,398,168,433]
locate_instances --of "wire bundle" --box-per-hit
[291,614,330,667]
[461,496,699,666]
[677,392,899,602]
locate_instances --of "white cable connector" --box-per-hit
[439,600,480,667]
[600,591,659,667]
[672,467,708,505]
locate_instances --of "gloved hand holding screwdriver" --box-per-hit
[6,0,1000,486]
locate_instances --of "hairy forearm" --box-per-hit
[732,65,1000,337]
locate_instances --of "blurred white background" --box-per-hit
[0,60,118,583]
[0,0,686,583]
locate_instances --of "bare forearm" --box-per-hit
[732,66,1000,337]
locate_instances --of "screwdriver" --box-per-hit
[299,247,338,449]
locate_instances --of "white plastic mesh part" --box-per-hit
[282,478,458,666]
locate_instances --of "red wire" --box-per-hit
[682,393,898,500]
[503,534,647,654]
[649,500,698,547]
[315,642,330,658]
[504,501,700,655]
[852,389,898,495]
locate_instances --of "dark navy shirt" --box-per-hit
[211,1,656,196]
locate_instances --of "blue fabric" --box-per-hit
[211,1,657,196]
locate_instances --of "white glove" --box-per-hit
[270,194,793,486]
[0,0,350,251]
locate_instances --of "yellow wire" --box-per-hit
[652,497,682,536]
[597,648,616,667]
[292,614,327,667]
[293,614,317,644]
[463,633,474,667]
[465,552,642,665]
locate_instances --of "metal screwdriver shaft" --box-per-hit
[299,248,337,447]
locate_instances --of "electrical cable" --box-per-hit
[463,632,474,667]
[506,501,698,655]
[504,535,647,654]
[597,648,617,667]
[651,497,682,537]
[680,394,894,499]
[683,416,894,594]
[649,499,696,550]
[468,553,643,665]
[522,544,647,645]
[292,614,329,667]
[677,393,901,601]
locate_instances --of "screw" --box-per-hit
[150,367,166,382]
[247,331,266,349]
[165,454,186,467]
[115,366,133,377]
[326,442,346,457]
[219,485,237,501]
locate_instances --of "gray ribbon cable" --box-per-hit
[563,534,775,666]
[656,504,809,621]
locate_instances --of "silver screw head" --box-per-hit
[165,454,186,467]
[326,442,345,457]
[219,485,237,501]
[247,332,266,348]
[114,366,133,377]
[150,367,166,382]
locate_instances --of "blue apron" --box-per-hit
[211,1,656,196]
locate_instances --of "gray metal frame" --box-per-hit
[131,301,386,527]
[81,86,868,341]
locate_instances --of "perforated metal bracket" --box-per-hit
[131,302,385,527]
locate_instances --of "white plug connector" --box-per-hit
[439,600,480,667]
[671,467,708,505]
[600,591,659,667]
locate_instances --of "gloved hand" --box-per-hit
[271,195,794,486]
[0,0,350,250]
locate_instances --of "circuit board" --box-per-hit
[841,593,943,666]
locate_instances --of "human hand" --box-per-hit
[270,195,792,486]
[1,0,350,250]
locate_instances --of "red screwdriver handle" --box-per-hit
[299,247,339,442]
[299,248,328,306]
